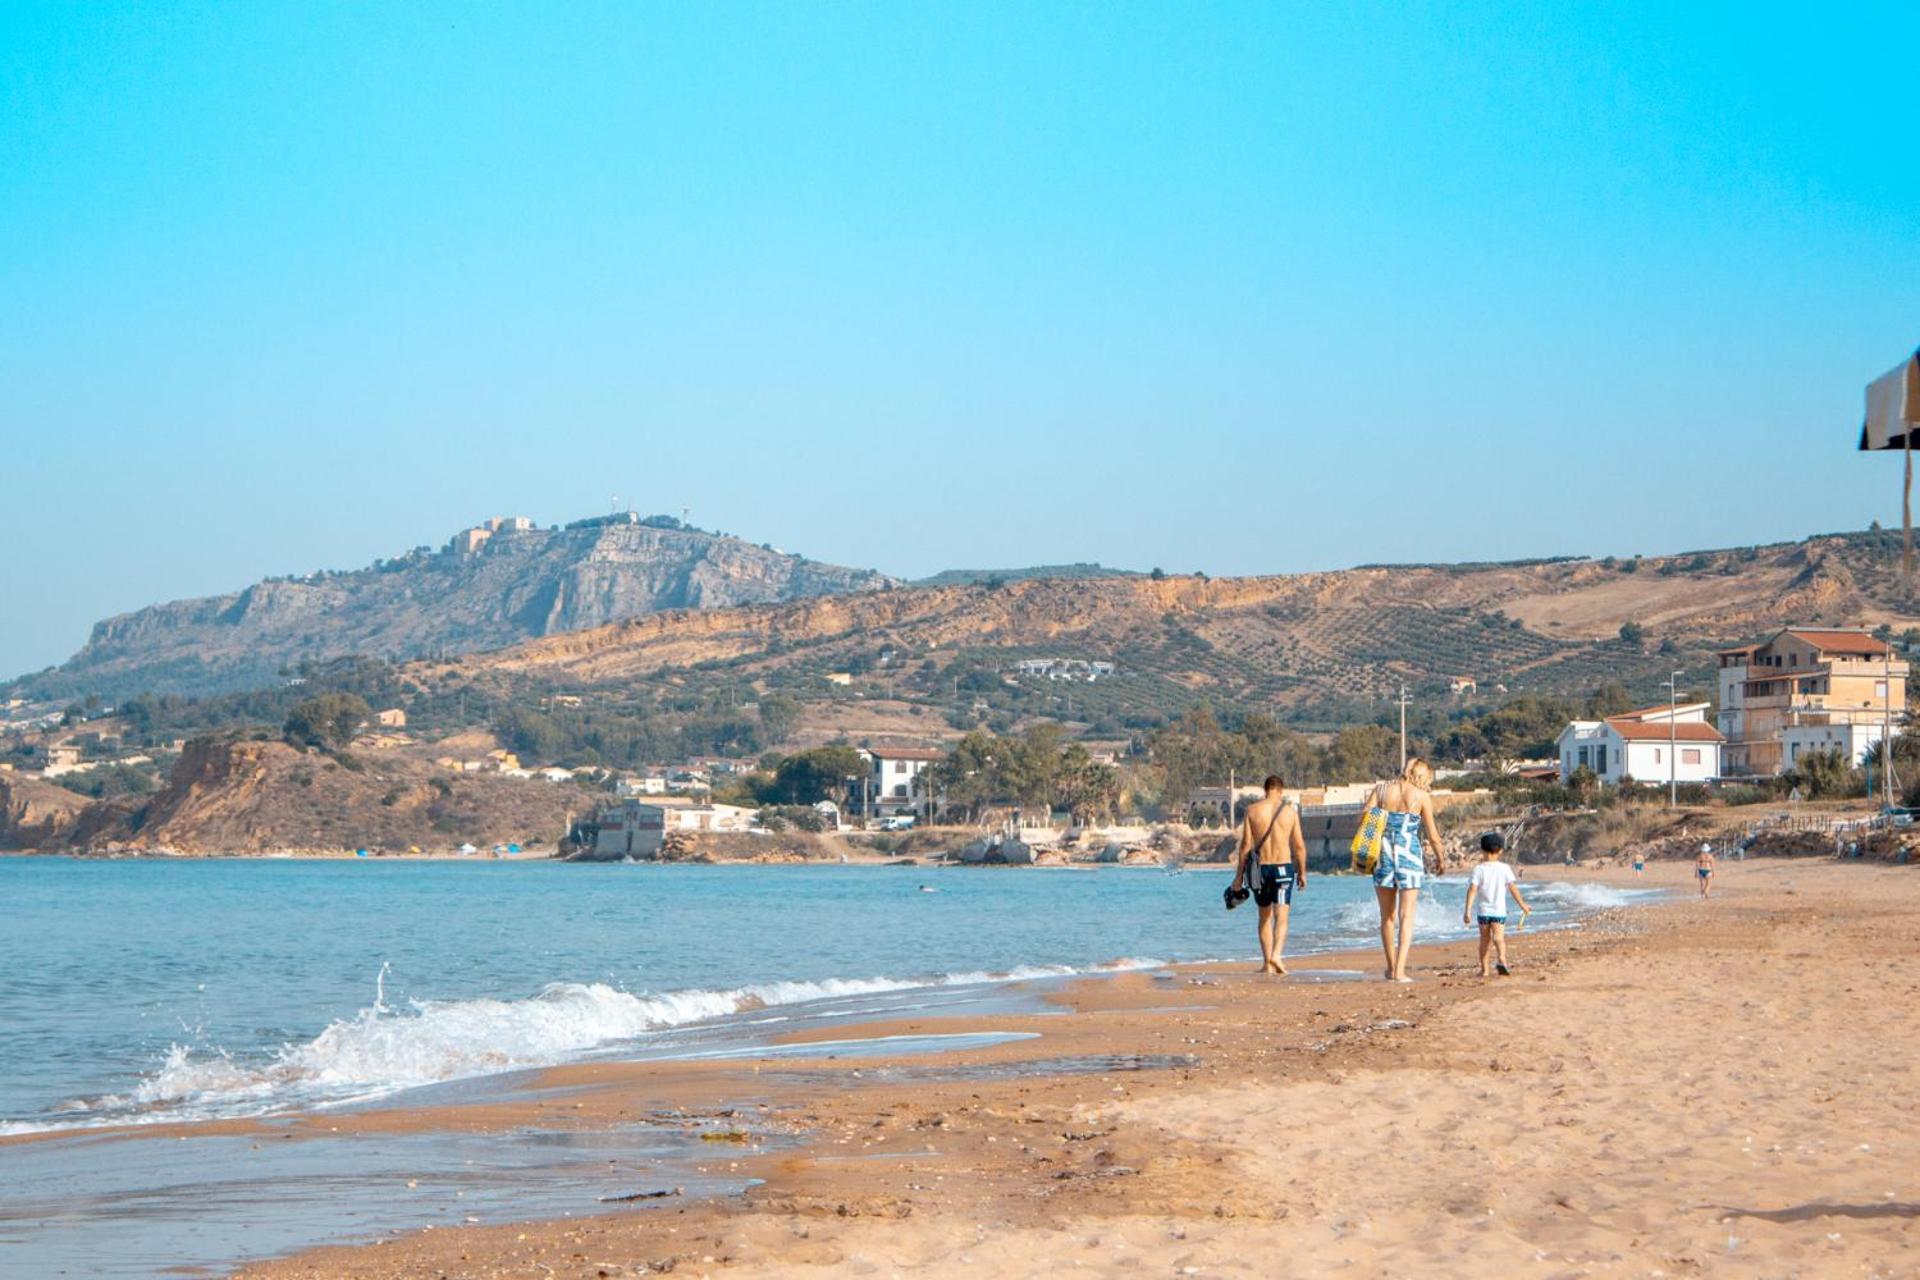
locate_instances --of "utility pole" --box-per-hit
[1665,670,1683,807]
[1398,684,1410,773]
[1886,642,1897,809]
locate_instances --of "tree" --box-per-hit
[1324,724,1400,783]
[757,693,801,746]
[1618,621,1646,647]
[1796,748,1862,800]
[284,693,372,751]
[1583,684,1634,718]
[1149,567,1166,581]
[769,746,868,805]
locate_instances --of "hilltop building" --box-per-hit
[448,515,536,555]
[1716,627,1906,774]
[1557,703,1723,786]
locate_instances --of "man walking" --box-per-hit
[1227,775,1308,974]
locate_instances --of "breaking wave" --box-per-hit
[1526,881,1653,910]
[6,960,1161,1135]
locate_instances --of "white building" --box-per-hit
[1557,703,1723,786]
[862,746,945,817]
[1779,722,1891,770]
[591,800,756,857]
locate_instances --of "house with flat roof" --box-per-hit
[1716,627,1906,775]
[589,800,756,858]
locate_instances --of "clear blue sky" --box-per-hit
[3,2,1917,681]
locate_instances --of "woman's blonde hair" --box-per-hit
[1402,756,1433,787]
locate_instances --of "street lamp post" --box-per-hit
[1398,683,1410,773]
[1665,670,1684,807]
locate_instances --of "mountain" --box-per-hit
[447,532,1918,725]
[20,515,894,699]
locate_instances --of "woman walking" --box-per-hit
[1366,757,1447,982]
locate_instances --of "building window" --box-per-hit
[1653,748,1663,764]
[1682,748,1701,765]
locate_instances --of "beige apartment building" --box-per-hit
[1716,628,1907,776]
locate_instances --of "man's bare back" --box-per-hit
[1231,784,1309,975]
[1239,794,1304,867]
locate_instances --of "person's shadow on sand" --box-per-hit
[1724,1201,1920,1222]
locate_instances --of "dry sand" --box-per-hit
[233,859,1920,1279]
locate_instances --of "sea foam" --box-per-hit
[22,959,1162,1133]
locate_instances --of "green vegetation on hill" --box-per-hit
[911,563,1142,587]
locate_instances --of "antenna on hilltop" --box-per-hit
[682,506,690,527]
[610,493,620,515]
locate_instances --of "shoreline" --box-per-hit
[218,857,1920,1278]
[0,869,1650,1149]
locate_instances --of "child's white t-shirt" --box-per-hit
[1469,860,1517,918]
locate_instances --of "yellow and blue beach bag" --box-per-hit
[1349,799,1387,874]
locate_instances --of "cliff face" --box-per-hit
[58,737,578,854]
[0,772,91,849]
[32,522,893,697]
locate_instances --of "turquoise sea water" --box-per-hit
[0,858,1656,1135]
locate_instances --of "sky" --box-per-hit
[3,2,1918,681]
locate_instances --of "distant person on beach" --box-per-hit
[1463,832,1530,976]
[1696,843,1715,898]
[1365,757,1446,982]
[1227,775,1308,975]
[1633,854,1646,877]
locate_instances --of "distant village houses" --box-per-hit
[1009,658,1118,681]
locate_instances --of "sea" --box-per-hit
[0,858,1659,1275]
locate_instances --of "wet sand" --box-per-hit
[215,858,1918,1277]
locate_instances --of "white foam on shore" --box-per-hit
[1527,881,1654,910]
[3,959,1161,1135]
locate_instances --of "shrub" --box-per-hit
[283,692,372,751]
[757,805,828,833]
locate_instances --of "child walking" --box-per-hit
[1463,832,1530,977]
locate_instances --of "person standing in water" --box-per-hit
[1696,842,1716,898]
[1365,757,1447,982]
[1227,775,1308,974]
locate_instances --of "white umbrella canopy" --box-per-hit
[1859,348,1920,587]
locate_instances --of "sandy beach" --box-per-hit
[209,857,1920,1279]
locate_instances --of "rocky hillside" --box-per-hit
[451,533,1919,718]
[0,771,92,849]
[45,737,579,854]
[23,516,894,698]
